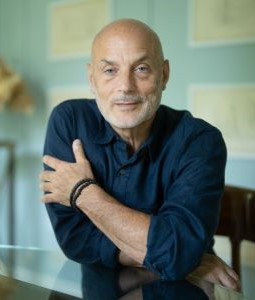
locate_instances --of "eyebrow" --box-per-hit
[99,59,115,66]
[99,55,151,66]
[134,55,151,64]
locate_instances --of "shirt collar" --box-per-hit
[144,105,181,162]
[92,118,117,145]
[142,108,163,162]
[92,105,175,162]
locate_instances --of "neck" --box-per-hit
[111,115,155,153]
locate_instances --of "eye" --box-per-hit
[104,68,117,75]
[135,65,150,73]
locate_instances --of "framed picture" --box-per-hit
[189,0,255,47]
[188,84,255,159]
[48,0,111,60]
[47,85,94,113]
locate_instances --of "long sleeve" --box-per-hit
[43,104,118,267]
[143,129,227,280]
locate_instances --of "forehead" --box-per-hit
[92,31,159,63]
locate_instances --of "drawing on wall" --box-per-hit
[190,0,255,45]
[47,86,94,113]
[189,85,255,158]
[49,0,110,59]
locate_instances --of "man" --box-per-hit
[40,19,239,290]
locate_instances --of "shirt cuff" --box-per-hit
[143,214,206,280]
[100,235,118,268]
[143,215,173,279]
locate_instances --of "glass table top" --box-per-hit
[0,245,248,300]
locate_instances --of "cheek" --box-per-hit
[138,78,161,95]
[94,82,110,99]
[95,78,116,96]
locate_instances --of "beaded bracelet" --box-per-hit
[69,178,98,210]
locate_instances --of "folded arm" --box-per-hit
[43,107,118,267]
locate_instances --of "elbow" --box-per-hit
[144,215,209,280]
[56,235,99,264]
[144,243,204,281]
[144,218,207,280]
[57,237,83,263]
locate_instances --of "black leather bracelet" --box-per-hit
[69,178,98,210]
[69,179,90,204]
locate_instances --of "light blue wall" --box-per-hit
[0,0,255,248]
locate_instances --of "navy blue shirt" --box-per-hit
[44,99,226,280]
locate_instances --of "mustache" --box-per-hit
[112,95,144,104]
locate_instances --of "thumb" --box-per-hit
[72,139,86,163]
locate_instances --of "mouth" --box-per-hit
[115,102,141,110]
[117,102,136,105]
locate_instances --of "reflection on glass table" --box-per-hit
[0,245,248,300]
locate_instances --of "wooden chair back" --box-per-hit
[216,185,255,276]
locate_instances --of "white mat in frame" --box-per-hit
[188,84,255,159]
[188,0,255,47]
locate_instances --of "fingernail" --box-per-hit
[74,139,80,146]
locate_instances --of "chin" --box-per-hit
[108,118,144,129]
[106,112,154,129]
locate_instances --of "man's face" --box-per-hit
[89,31,169,129]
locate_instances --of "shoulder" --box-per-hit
[160,105,219,132]
[158,104,226,158]
[47,99,102,142]
[44,99,102,159]
[49,99,101,129]
[51,99,98,119]
[159,104,221,137]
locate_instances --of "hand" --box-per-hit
[187,253,241,292]
[40,139,94,206]
[118,251,144,268]
[118,288,142,300]
[118,266,157,295]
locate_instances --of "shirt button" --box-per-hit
[119,169,126,176]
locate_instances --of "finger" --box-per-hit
[225,269,241,291]
[216,258,241,290]
[41,193,58,204]
[42,194,70,207]
[226,267,239,282]
[72,139,86,163]
[43,155,64,170]
[219,271,239,291]
[39,181,51,192]
[39,171,55,182]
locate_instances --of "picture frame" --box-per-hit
[188,0,255,47]
[188,84,255,159]
[47,0,112,60]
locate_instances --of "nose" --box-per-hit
[117,70,135,94]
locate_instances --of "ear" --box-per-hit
[87,63,96,95]
[162,59,170,91]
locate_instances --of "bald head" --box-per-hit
[87,18,170,130]
[91,19,164,63]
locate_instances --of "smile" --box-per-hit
[115,102,141,110]
[115,101,141,106]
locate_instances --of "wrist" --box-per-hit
[69,178,99,211]
[76,183,101,210]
